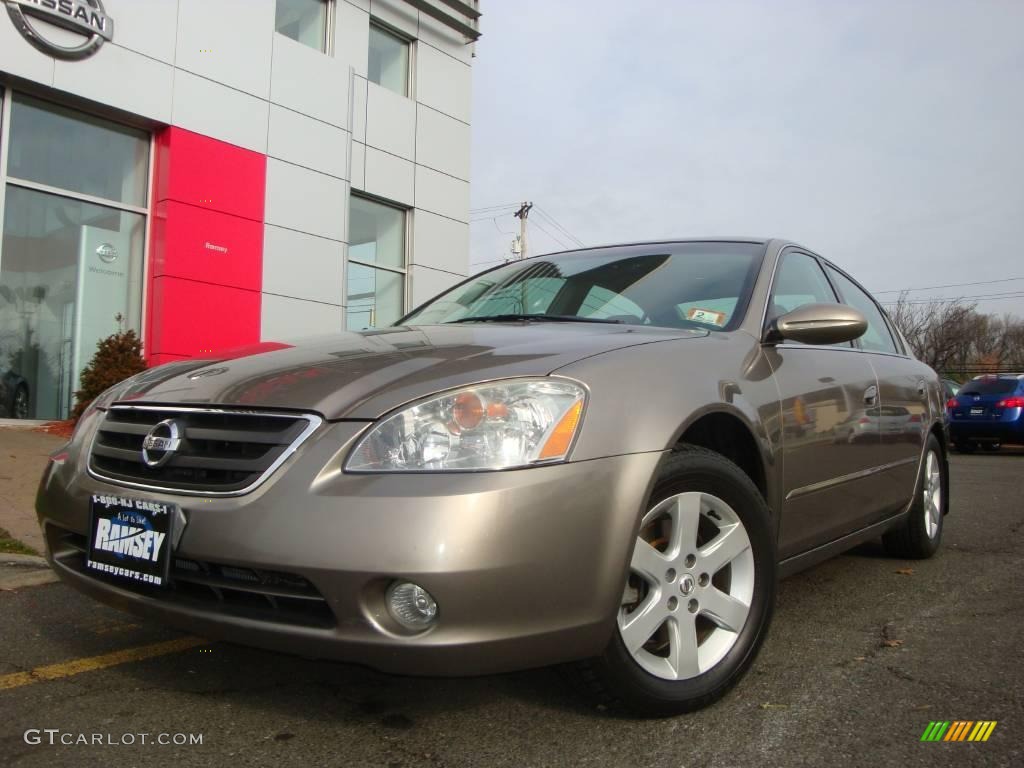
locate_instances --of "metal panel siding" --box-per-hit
[264,158,348,242]
[365,82,416,159]
[171,70,270,154]
[175,0,275,98]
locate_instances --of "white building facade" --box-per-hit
[0,0,477,419]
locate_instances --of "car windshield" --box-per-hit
[960,378,1018,395]
[401,242,764,331]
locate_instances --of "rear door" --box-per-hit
[822,264,928,517]
[764,249,882,559]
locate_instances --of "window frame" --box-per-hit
[346,193,409,329]
[367,19,413,98]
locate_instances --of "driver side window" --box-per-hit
[769,251,843,345]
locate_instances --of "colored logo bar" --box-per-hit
[920,721,997,742]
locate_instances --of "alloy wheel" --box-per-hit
[618,491,755,681]
[922,450,942,539]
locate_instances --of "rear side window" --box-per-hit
[960,378,1018,395]
[824,265,899,354]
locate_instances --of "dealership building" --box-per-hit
[0,0,478,420]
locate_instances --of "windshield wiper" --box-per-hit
[447,314,624,324]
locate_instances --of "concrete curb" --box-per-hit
[0,553,48,567]
[0,553,59,590]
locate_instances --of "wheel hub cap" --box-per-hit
[679,574,695,596]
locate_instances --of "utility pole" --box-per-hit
[513,201,533,260]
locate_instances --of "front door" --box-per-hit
[763,249,882,559]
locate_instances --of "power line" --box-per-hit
[533,206,585,247]
[872,276,1024,295]
[470,202,519,214]
[881,291,1024,305]
[530,218,575,250]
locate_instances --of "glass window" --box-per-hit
[275,0,329,51]
[769,251,837,319]
[7,95,149,207]
[0,187,146,420]
[349,196,405,269]
[402,242,764,331]
[960,378,1017,396]
[368,23,409,96]
[347,197,406,330]
[347,262,404,330]
[824,265,899,354]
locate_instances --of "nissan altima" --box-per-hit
[36,239,949,715]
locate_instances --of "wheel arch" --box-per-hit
[668,407,776,518]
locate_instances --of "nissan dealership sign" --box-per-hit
[5,0,113,60]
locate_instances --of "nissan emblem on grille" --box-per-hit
[141,419,182,468]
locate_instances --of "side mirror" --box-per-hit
[764,303,867,346]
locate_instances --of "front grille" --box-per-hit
[50,526,335,628]
[88,406,321,495]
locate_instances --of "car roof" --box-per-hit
[530,237,773,257]
[969,373,1024,380]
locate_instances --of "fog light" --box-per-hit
[387,581,438,630]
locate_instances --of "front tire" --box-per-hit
[572,445,776,716]
[883,434,946,559]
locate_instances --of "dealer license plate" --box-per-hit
[87,494,176,587]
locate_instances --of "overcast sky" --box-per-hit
[468,0,1024,316]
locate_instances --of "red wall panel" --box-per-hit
[146,127,266,363]
[152,127,265,221]
[149,277,261,358]
[150,201,263,291]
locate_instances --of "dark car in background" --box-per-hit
[0,368,30,419]
[948,374,1024,452]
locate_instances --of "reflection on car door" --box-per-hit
[764,249,883,560]
[823,264,926,516]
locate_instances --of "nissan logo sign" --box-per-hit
[96,242,118,263]
[5,0,113,60]
[141,419,182,469]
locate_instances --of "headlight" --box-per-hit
[346,378,586,472]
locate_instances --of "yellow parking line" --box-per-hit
[0,637,206,691]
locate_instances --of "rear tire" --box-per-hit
[953,441,974,454]
[883,434,946,559]
[570,445,776,716]
[982,443,1000,452]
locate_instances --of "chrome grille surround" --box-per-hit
[87,405,323,496]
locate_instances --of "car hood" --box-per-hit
[111,324,705,419]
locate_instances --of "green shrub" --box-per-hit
[72,315,147,420]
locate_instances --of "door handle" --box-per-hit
[864,385,878,406]
[917,380,927,399]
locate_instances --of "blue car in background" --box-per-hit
[948,374,1024,452]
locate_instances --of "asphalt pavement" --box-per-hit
[1,452,1021,768]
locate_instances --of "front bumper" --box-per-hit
[37,419,662,675]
